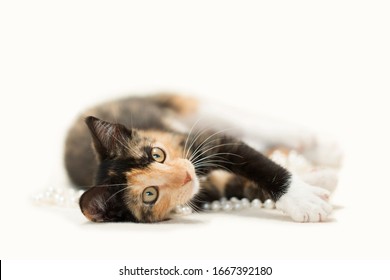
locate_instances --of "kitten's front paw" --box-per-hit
[276,176,332,222]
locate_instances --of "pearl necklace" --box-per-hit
[33,149,315,214]
[33,187,276,217]
[173,197,275,215]
[33,187,84,208]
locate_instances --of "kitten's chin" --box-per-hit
[191,176,200,196]
[182,159,200,198]
[179,172,199,203]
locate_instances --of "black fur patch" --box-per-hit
[186,130,291,201]
[79,185,138,222]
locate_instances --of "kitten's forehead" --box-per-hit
[126,163,170,186]
[124,133,149,158]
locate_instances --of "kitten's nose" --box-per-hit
[182,171,192,186]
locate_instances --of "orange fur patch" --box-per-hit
[208,170,234,195]
[169,95,199,115]
[151,193,171,221]
[153,93,199,116]
[126,160,196,222]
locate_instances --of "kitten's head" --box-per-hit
[79,116,199,223]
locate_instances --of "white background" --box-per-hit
[0,0,389,261]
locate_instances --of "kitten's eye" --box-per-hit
[151,147,166,163]
[142,186,159,204]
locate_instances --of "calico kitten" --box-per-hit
[65,94,332,223]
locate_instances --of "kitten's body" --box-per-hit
[65,94,339,223]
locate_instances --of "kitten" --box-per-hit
[65,94,334,223]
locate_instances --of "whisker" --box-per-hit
[188,137,224,162]
[96,183,129,188]
[111,133,129,153]
[185,124,215,160]
[184,199,201,213]
[187,201,201,213]
[182,117,203,159]
[194,160,237,168]
[192,152,243,166]
[190,142,244,164]
[105,186,131,203]
[188,128,236,161]
[99,121,127,152]
[195,170,208,176]
[193,162,233,173]
[75,183,129,189]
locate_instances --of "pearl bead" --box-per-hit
[230,197,239,203]
[233,201,242,210]
[263,199,275,209]
[33,194,44,203]
[241,198,250,208]
[44,191,53,199]
[220,197,228,206]
[55,194,65,205]
[251,198,262,208]
[174,205,183,214]
[222,201,233,211]
[202,202,211,210]
[211,201,221,211]
[69,195,78,204]
[32,187,87,208]
[182,206,192,215]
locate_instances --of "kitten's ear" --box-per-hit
[79,186,111,222]
[79,186,136,222]
[85,116,134,160]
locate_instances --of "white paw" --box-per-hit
[276,175,332,222]
[301,168,339,193]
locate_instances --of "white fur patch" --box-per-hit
[191,176,200,196]
[302,135,343,168]
[276,175,332,222]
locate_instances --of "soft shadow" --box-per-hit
[51,203,340,228]
[162,216,207,225]
[79,214,208,232]
[217,208,338,224]
[78,207,339,228]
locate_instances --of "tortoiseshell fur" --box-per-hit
[65,94,292,223]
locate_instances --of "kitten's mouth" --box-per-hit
[181,160,200,196]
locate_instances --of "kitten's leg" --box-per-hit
[190,132,332,222]
[193,171,270,202]
[193,171,332,223]
[191,171,271,210]
[193,165,337,210]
